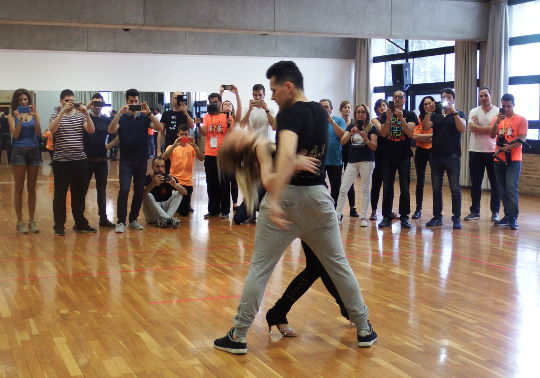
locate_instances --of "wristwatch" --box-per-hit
[265,109,270,113]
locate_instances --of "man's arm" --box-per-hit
[157,129,165,156]
[108,106,127,134]
[422,112,433,132]
[329,116,345,138]
[80,106,95,134]
[105,135,119,150]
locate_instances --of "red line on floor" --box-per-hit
[148,294,242,304]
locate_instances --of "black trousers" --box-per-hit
[86,160,109,220]
[204,156,230,215]
[177,185,193,216]
[469,151,500,214]
[266,241,348,323]
[53,159,90,229]
[117,159,147,224]
[382,157,411,219]
[327,164,355,208]
[370,154,384,211]
[414,147,431,212]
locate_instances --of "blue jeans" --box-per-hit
[430,154,461,219]
[117,159,147,224]
[494,161,521,219]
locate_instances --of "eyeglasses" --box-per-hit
[393,95,404,99]
[355,110,367,114]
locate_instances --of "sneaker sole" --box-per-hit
[213,345,247,354]
[358,337,378,347]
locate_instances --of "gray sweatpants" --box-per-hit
[142,191,182,224]
[233,185,369,338]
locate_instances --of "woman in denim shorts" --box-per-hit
[8,89,42,234]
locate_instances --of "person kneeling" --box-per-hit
[143,157,187,228]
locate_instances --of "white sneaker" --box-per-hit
[28,220,39,233]
[115,223,125,233]
[16,221,28,234]
[129,220,144,230]
[360,218,368,227]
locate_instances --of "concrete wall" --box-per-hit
[0,0,490,57]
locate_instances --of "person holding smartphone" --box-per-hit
[423,88,466,230]
[163,125,204,216]
[158,92,195,173]
[8,89,42,233]
[108,88,163,233]
[239,84,275,139]
[48,89,96,236]
[378,90,417,229]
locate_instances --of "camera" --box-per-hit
[159,173,172,182]
[207,103,220,115]
[73,102,81,109]
[129,105,142,111]
[17,106,31,113]
[176,94,188,104]
[92,100,110,107]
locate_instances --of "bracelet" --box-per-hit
[265,110,270,113]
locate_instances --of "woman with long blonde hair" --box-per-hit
[335,104,378,226]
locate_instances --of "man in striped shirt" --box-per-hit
[48,89,96,236]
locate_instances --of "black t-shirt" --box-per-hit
[346,124,378,163]
[118,113,151,161]
[84,114,110,158]
[161,110,193,147]
[276,101,328,186]
[144,174,175,202]
[379,110,418,159]
[431,111,466,157]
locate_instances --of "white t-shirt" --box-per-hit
[245,107,275,139]
[468,105,499,152]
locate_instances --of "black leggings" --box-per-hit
[266,241,348,323]
[370,155,383,211]
[326,165,355,208]
[414,147,431,211]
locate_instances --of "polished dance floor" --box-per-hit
[0,156,538,377]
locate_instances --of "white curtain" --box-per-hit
[354,39,371,109]
[74,91,96,105]
[481,0,509,103]
[454,41,479,186]
[111,91,126,111]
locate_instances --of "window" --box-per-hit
[509,43,540,76]
[509,1,540,37]
[508,84,540,121]
[98,91,112,117]
[445,53,455,82]
[413,55,444,84]
[508,0,540,147]
[410,40,454,51]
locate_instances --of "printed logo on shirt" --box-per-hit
[209,123,225,134]
[351,133,366,147]
[386,117,406,142]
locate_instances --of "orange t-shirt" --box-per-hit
[169,144,196,186]
[203,113,230,156]
[413,117,432,149]
[494,114,528,162]
[43,130,54,151]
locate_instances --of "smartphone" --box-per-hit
[388,101,395,111]
[179,137,190,144]
[356,120,364,127]
[129,105,142,111]
[251,100,263,107]
[176,95,188,104]
[499,108,505,114]
[92,101,109,107]
[222,85,233,91]
[17,106,31,113]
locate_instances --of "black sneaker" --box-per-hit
[508,217,519,230]
[357,321,378,347]
[99,218,116,227]
[452,217,462,230]
[204,213,219,219]
[412,210,421,219]
[378,217,392,228]
[426,217,443,227]
[464,212,480,221]
[213,328,247,354]
[400,217,412,229]
[495,216,509,227]
[73,225,97,233]
[491,213,500,222]
[350,208,360,217]
[54,227,65,236]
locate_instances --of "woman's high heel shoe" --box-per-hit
[266,308,298,337]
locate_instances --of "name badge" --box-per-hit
[210,137,218,148]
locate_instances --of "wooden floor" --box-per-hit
[0,154,539,377]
